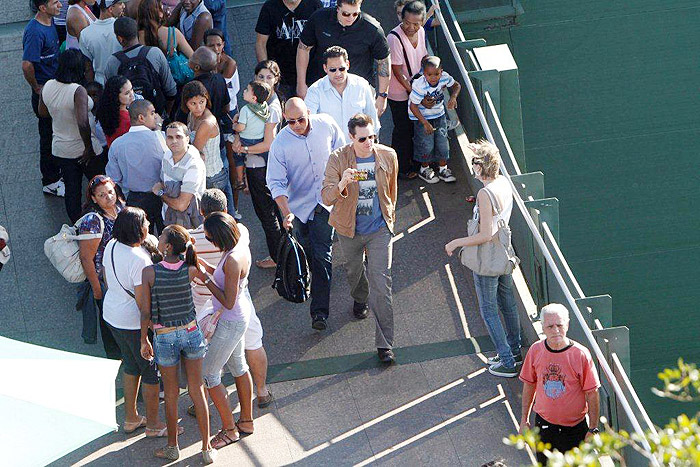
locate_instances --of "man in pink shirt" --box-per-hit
[519,303,601,463]
[386,0,427,179]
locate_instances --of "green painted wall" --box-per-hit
[463,0,700,423]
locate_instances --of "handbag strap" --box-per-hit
[481,186,508,228]
[166,26,176,58]
[389,30,413,77]
[73,212,105,240]
[110,243,136,299]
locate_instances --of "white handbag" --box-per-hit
[459,186,520,277]
[44,213,104,283]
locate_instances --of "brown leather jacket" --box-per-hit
[321,143,398,238]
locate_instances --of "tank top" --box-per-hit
[212,249,254,322]
[179,1,209,43]
[150,261,196,327]
[66,4,95,50]
[225,69,240,109]
[42,80,102,159]
[474,175,513,235]
[189,126,223,177]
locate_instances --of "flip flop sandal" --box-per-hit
[145,425,185,438]
[211,428,240,449]
[123,415,147,433]
[235,419,254,436]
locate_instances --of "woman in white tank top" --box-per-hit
[66,0,97,50]
[444,141,522,377]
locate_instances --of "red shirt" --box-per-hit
[106,109,131,147]
[520,339,600,426]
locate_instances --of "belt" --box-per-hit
[154,319,197,335]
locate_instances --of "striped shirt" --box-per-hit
[408,72,456,120]
[150,261,196,327]
[161,145,207,198]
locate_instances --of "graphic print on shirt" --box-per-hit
[542,363,566,399]
[423,87,445,108]
[356,160,377,217]
[277,18,307,40]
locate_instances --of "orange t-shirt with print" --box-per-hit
[520,339,601,427]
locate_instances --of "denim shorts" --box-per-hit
[153,325,207,367]
[413,114,449,163]
[202,318,249,387]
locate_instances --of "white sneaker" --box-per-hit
[418,167,439,184]
[438,167,456,183]
[43,179,65,197]
[233,209,242,220]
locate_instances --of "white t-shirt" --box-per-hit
[102,239,153,330]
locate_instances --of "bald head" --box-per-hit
[283,98,310,135]
[190,46,217,73]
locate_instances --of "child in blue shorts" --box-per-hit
[409,56,461,183]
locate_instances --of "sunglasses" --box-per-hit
[328,67,347,73]
[89,175,112,190]
[339,10,360,17]
[471,158,482,166]
[287,116,307,125]
[357,134,376,143]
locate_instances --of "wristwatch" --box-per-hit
[156,189,164,197]
[204,277,212,285]
[378,91,388,98]
[244,146,249,153]
[587,427,600,434]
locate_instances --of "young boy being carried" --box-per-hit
[234,80,272,167]
[409,56,461,184]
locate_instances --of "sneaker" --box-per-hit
[312,316,327,331]
[488,362,519,378]
[418,166,439,184]
[232,209,242,220]
[43,179,65,197]
[446,119,460,131]
[438,167,456,183]
[487,353,523,366]
[377,348,395,364]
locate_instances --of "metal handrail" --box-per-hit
[432,0,658,459]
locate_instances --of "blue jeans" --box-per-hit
[413,114,449,163]
[206,167,235,215]
[204,0,231,56]
[292,205,334,318]
[202,318,249,387]
[472,272,522,368]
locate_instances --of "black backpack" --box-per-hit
[115,46,166,114]
[272,232,311,303]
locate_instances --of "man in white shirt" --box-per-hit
[188,188,273,408]
[79,0,126,84]
[304,45,379,136]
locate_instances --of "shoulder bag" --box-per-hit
[44,213,105,283]
[166,26,194,85]
[459,186,520,276]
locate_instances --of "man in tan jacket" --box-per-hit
[321,113,399,363]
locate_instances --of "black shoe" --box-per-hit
[353,301,369,319]
[378,348,395,364]
[312,316,327,330]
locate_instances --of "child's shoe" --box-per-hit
[418,166,439,184]
[438,166,456,183]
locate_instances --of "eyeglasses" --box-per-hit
[471,158,482,166]
[287,116,307,125]
[89,175,112,190]
[339,10,360,17]
[357,134,376,143]
[328,67,347,73]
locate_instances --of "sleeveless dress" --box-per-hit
[190,126,223,177]
[66,4,95,50]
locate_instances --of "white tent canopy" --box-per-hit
[0,337,120,466]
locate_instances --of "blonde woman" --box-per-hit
[445,141,522,378]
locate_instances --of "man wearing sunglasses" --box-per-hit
[266,98,346,330]
[321,113,398,363]
[296,0,391,117]
[305,46,379,135]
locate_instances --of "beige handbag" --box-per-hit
[459,186,520,276]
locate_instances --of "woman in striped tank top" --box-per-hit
[138,224,215,463]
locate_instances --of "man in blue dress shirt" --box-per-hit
[266,98,346,330]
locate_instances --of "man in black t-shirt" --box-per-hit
[296,0,391,116]
[255,0,322,99]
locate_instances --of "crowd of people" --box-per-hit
[21,0,601,462]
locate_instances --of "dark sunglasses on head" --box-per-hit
[357,134,376,143]
[287,116,307,125]
[328,67,347,73]
[89,175,112,190]
[340,10,360,17]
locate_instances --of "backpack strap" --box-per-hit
[388,30,413,77]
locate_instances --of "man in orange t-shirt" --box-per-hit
[519,303,601,463]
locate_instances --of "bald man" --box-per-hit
[266,98,346,330]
